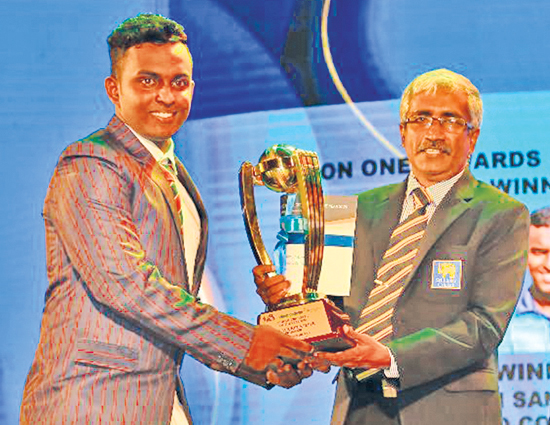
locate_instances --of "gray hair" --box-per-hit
[400,69,483,130]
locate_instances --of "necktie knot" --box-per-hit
[411,187,431,213]
[161,157,177,176]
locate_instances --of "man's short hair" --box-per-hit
[107,13,188,77]
[531,206,550,227]
[400,69,483,130]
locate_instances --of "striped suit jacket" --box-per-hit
[21,116,263,424]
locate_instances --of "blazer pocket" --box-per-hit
[75,339,139,373]
[444,368,498,392]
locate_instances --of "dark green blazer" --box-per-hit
[331,169,529,425]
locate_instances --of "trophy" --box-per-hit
[239,144,352,352]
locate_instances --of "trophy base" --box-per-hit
[258,298,353,352]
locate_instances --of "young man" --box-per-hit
[255,69,529,425]
[20,14,320,425]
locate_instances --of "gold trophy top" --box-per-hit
[255,145,299,193]
[239,144,325,310]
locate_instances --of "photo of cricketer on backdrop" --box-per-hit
[254,69,530,425]
[499,205,550,354]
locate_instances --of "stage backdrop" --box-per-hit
[2,0,550,424]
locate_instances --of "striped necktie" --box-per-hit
[161,157,185,236]
[352,187,431,386]
[357,187,431,342]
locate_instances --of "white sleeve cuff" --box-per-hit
[383,347,400,378]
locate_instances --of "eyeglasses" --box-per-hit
[403,115,473,133]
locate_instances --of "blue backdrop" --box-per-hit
[2,1,550,424]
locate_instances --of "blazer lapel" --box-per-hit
[104,116,192,290]
[105,115,154,164]
[401,169,477,291]
[348,182,406,320]
[371,182,407,270]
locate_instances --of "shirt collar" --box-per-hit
[126,125,176,171]
[516,282,541,316]
[405,168,466,207]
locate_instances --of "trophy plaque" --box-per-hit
[239,144,352,352]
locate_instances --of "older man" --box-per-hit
[255,69,529,425]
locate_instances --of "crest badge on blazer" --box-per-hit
[431,260,462,290]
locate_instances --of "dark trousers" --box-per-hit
[344,372,401,425]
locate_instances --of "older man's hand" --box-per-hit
[314,325,391,369]
[252,264,290,306]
